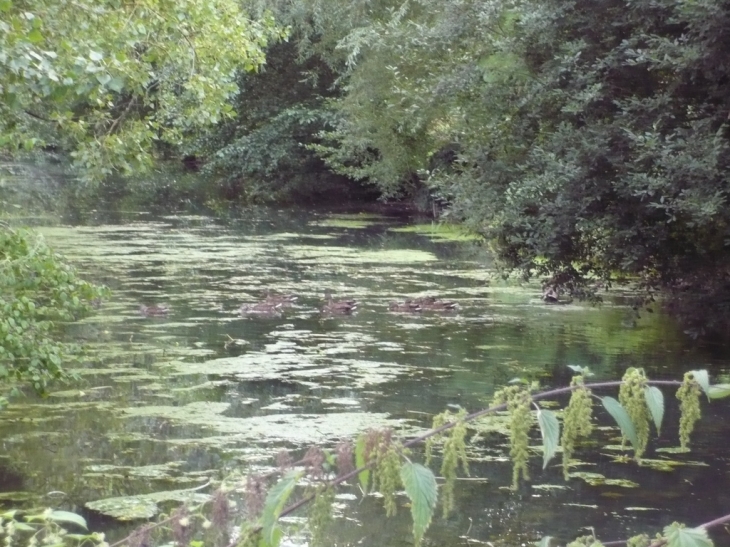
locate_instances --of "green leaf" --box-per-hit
[664,523,713,547]
[601,396,638,448]
[537,408,560,469]
[400,462,438,546]
[355,435,370,493]
[14,523,37,532]
[46,510,88,530]
[260,470,302,547]
[690,370,710,397]
[28,29,44,43]
[89,50,103,62]
[537,537,553,547]
[107,77,124,93]
[707,384,730,400]
[644,386,664,434]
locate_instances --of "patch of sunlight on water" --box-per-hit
[1,209,730,546]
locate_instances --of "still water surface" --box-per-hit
[2,209,730,546]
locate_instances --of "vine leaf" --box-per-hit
[400,462,438,546]
[644,386,665,434]
[689,370,710,398]
[601,396,638,448]
[537,408,560,469]
[707,383,730,400]
[663,523,713,547]
[261,470,303,547]
[355,435,370,493]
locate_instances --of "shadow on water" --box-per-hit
[1,207,730,546]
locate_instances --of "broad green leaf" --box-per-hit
[601,396,638,448]
[14,523,36,532]
[89,51,103,62]
[355,435,370,493]
[107,77,125,93]
[537,408,560,469]
[644,386,664,434]
[46,510,88,530]
[537,537,553,547]
[664,523,713,547]
[707,384,730,400]
[260,470,302,547]
[689,370,710,397]
[400,463,438,546]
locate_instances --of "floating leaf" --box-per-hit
[664,523,713,547]
[601,396,638,448]
[261,470,302,547]
[644,386,664,434]
[400,463,438,546]
[537,408,560,469]
[689,370,710,397]
[46,510,88,530]
[355,435,370,493]
[707,384,730,400]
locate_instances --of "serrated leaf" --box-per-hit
[46,510,88,530]
[664,523,713,547]
[707,384,730,400]
[537,536,553,547]
[537,408,560,469]
[601,396,638,448]
[355,435,370,493]
[260,470,302,547]
[690,370,710,398]
[400,463,438,546]
[644,386,664,434]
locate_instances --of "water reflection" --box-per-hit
[1,209,729,546]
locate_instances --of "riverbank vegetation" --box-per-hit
[2,0,729,335]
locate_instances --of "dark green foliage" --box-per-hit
[427,0,730,331]
[193,41,367,204]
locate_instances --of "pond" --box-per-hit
[2,208,730,547]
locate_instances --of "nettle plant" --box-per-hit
[2,367,730,547]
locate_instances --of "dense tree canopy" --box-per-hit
[0,0,285,181]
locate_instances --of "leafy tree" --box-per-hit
[0,0,285,182]
[192,41,360,203]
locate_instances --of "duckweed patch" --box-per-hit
[86,488,211,520]
[389,223,483,242]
